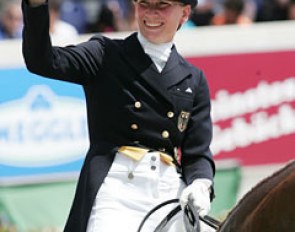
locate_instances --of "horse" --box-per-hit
[217,160,295,232]
[138,160,295,232]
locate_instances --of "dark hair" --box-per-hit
[224,0,244,14]
[179,0,198,8]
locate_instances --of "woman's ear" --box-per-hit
[180,5,191,25]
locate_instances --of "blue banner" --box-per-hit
[0,68,88,183]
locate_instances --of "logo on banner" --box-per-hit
[0,85,89,167]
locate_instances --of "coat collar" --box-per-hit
[122,33,192,105]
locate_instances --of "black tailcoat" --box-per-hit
[22,1,215,231]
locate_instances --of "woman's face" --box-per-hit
[134,0,191,44]
[2,4,22,36]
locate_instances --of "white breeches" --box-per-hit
[86,151,186,232]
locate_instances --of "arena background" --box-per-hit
[0,20,294,231]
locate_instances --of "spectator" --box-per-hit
[59,0,88,34]
[106,0,137,32]
[255,0,289,22]
[288,0,295,20]
[0,1,22,40]
[49,0,78,43]
[211,0,252,25]
[88,4,118,33]
[243,0,258,21]
[190,0,215,26]
[121,1,137,31]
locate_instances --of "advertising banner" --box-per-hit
[1,21,295,183]
[3,21,294,230]
[0,68,88,184]
[188,50,295,166]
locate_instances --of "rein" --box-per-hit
[137,199,221,232]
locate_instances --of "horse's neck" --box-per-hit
[242,171,295,232]
[218,160,295,232]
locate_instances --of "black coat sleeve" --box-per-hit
[22,0,104,85]
[180,70,215,186]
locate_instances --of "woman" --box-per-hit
[22,0,215,231]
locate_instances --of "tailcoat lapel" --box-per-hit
[122,33,192,106]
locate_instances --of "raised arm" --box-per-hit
[22,0,104,85]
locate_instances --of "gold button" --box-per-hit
[134,101,142,109]
[162,130,169,139]
[131,124,138,130]
[167,111,174,118]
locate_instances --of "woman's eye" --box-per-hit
[159,2,170,8]
[139,1,148,7]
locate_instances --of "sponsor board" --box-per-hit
[0,68,88,182]
[1,32,295,186]
[188,50,295,166]
[0,85,88,167]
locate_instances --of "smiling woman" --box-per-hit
[22,0,215,231]
[134,0,192,43]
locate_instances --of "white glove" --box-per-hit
[180,179,212,217]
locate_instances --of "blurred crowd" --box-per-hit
[1,0,295,41]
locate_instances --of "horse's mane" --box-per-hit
[218,160,295,232]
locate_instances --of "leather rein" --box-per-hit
[137,199,221,232]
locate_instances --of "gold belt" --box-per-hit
[118,146,174,166]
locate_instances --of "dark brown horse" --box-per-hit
[217,160,295,232]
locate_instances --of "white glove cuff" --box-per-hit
[192,178,212,191]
